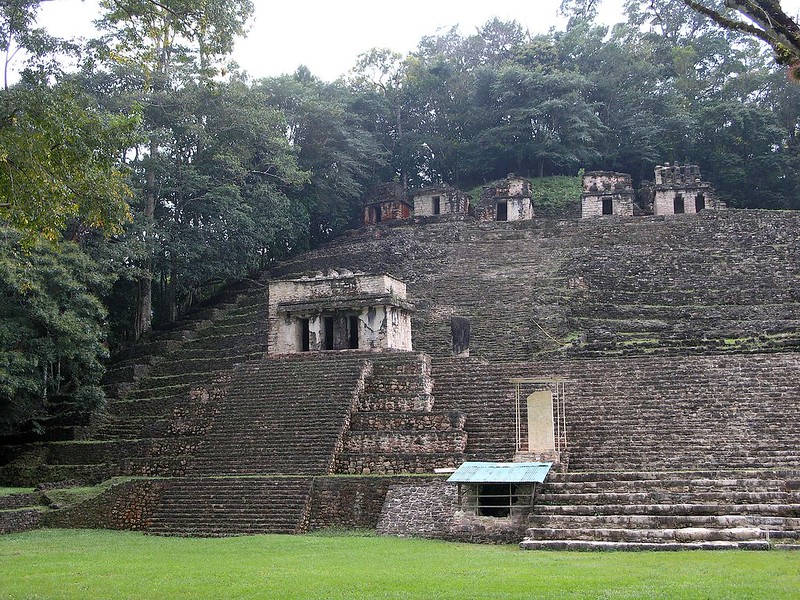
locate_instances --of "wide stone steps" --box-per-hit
[189,355,370,476]
[533,502,800,517]
[525,525,767,543]
[147,476,311,536]
[528,513,800,531]
[519,539,769,551]
[520,468,800,550]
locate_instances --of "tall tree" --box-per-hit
[95,0,254,338]
[0,228,114,433]
[680,0,800,71]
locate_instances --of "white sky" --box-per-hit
[29,0,800,82]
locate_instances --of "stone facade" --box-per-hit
[476,174,534,221]
[411,185,470,217]
[0,508,43,534]
[376,479,530,543]
[653,163,722,215]
[268,273,414,354]
[363,182,413,225]
[581,171,635,218]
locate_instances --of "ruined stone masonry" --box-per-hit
[0,200,797,550]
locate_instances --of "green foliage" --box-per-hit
[531,174,582,208]
[0,530,799,599]
[0,82,140,241]
[0,228,113,430]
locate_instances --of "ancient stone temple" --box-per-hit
[653,163,722,215]
[411,185,470,217]
[267,272,414,353]
[476,174,534,221]
[581,171,635,218]
[363,182,413,225]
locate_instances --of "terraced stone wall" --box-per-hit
[42,479,171,530]
[0,508,42,534]
[270,210,800,360]
[307,476,431,530]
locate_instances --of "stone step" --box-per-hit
[524,526,767,543]
[527,513,800,530]
[536,490,799,505]
[519,539,770,551]
[532,502,800,517]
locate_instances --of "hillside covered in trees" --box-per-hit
[1,0,799,433]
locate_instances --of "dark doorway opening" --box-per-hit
[373,205,382,223]
[674,194,685,214]
[433,196,441,215]
[322,316,334,350]
[477,483,517,517]
[695,194,705,212]
[496,201,508,221]
[601,198,613,215]
[300,318,310,352]
[348,315,359,349]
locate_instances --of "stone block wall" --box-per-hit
[0,508,43,534]
[307,476,425,530]
[43,479,171,530]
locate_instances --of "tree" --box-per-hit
[0,228,114,432]
[680,0,800,74]
[0,1,140,242]
[95,0,254,338]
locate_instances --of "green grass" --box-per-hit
[0,530,798,599]
[0,487,35,496]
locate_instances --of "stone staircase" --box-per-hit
[521,470,800,550]
[0,280,270,487]
[336,353,467,474]
[188,354,371,476]
[147,476,314,536]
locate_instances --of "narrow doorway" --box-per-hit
[348,315,359,349]
[674,194,685,214]
[299,318,310,352]
[601,198,613,215]
[322,316,334,350]
[695,194,705,212]
[496,201,508,221]
[432,196,441,215]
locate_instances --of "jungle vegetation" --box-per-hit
[0,0,799,431]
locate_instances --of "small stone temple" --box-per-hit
[581,171,635,218]
[267,272,414,354]
[476,174,534,221]
[653,163,722,215]
[363,183,413,225]
[411,185,471,217]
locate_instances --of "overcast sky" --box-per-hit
[31,0,800,82]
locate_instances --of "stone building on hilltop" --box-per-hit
[363,182,413,225]
[411,185,470,217]
[475,174,534,221]
[581,171,635,218]
[652,163,723,215]
[267,272,414,354]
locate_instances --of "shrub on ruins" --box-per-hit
[0,227,113,433]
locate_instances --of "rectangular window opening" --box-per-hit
[348,315,359,349]
[322,316,334,351]
[299,318,310,352]
[477,483,517,518]
[496,201,508,221]
[695,194,705,212]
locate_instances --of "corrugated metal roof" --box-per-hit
[447,462,553,484]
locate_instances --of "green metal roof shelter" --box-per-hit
[447,462,553,484]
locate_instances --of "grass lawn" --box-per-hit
[0,529,798,599]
